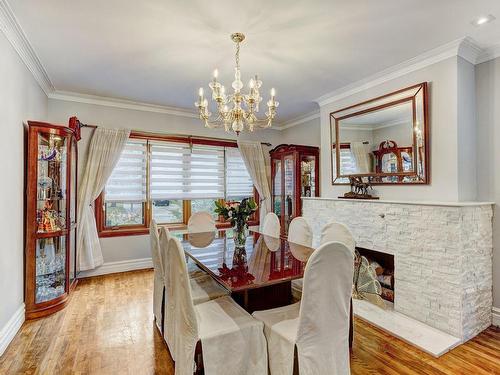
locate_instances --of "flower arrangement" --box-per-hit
[214,198,258,247]
[214,197,258,227]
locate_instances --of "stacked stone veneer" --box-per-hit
[302,198,493,341]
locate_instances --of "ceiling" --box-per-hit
[8,0,500,123]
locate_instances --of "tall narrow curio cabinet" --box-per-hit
[270,144,319,235]
[25,121,78,319]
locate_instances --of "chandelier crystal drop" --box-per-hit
[195,32,279,135]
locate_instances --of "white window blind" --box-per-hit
[105,140,147,202]
[225,147,254,200]
[339,147,358,175]
[150,141,225,200]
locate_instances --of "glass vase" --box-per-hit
[233,222,248,249]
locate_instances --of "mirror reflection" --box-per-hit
[331,82,428,184]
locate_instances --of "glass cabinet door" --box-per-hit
[272,158,282,218]
[283,155,295,233]
[35,235,66,303]
[35,131,68,303]
[37,132,67,234]
[300,155,316,197]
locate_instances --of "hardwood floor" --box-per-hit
[1,269,499,375]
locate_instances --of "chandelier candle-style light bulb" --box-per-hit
[194,32,279,135]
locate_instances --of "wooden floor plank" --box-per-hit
[0,270,498,375]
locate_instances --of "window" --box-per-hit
[96,133,257,236]
[103,140,147,227]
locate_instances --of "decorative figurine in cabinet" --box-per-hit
[270,144,319,235]
[25,119,79,319]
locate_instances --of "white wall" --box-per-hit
[476,56,500,314]
[280,117,321,146]
[0,32,48,347]
[319,57,461,200]
[47,99,292,265]
[457,57,477,201]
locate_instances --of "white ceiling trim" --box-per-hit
[0,0,54,95]
[477,43,500,65]
[48,90,199,119]
[315,37,484,108]
[279,110,320,130]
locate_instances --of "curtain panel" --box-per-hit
[237,141,272,226]
[77,128,130,271]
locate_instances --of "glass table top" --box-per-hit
[173,226,315,292]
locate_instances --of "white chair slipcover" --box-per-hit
[287,217,313,247]
[159,227,229,359]
[186,211,215,278]
[149,220,164,333]
[166,232,268,375]
[253,241,354,375]
[320,221,356,252]
[288,217,313,301]
[187,211,216,233]
[262,212,281,238]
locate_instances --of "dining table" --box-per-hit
[174,226,353,347]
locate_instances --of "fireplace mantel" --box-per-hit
[302,197,493,355]
[302,196,494,207]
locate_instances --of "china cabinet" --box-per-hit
[25,120,79,319]
[270,144,319,235]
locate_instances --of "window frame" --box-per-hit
[96,131,259,237]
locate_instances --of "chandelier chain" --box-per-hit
[235,42,240,69]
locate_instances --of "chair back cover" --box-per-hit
[150,220,164,330]
[288,217,313,247]
[296,241,354,375]
[159,226,173,350]
[165,231,199,375]
[150,220,163,275]
[262,212,280,238]
[320,221,356,253]
[187,211,216,233]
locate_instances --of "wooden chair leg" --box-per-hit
[349,298,353,348]
[194,340,204,375]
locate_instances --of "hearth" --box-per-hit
[357,247,394,303]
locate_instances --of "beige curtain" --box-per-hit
[77,128,130,271]
[351,141,371,173]
[237,141,272,226]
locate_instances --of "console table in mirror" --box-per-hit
[330,82,429,184]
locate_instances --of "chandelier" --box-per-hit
[195,32,279,135]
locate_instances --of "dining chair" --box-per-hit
[288,217,313,301]
[262,212,281,238]
[165,231,268,375]
[253,241,354,375]
[187,212,217,277]
[320,221,356,253]
[187,211,216,233]
[149,220,165,334]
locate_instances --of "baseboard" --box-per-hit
[493,307,500,327]
[0,303,25,357]
[79,257,153,278]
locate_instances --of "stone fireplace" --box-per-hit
[302,197,493,356]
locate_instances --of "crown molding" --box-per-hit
[278,110,320,130]
[476,43,500,65]
[48,90,200,119]
[0,0,54,95]
[315,37,484,107]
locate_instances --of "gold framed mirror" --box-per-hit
[330,82,429,184]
